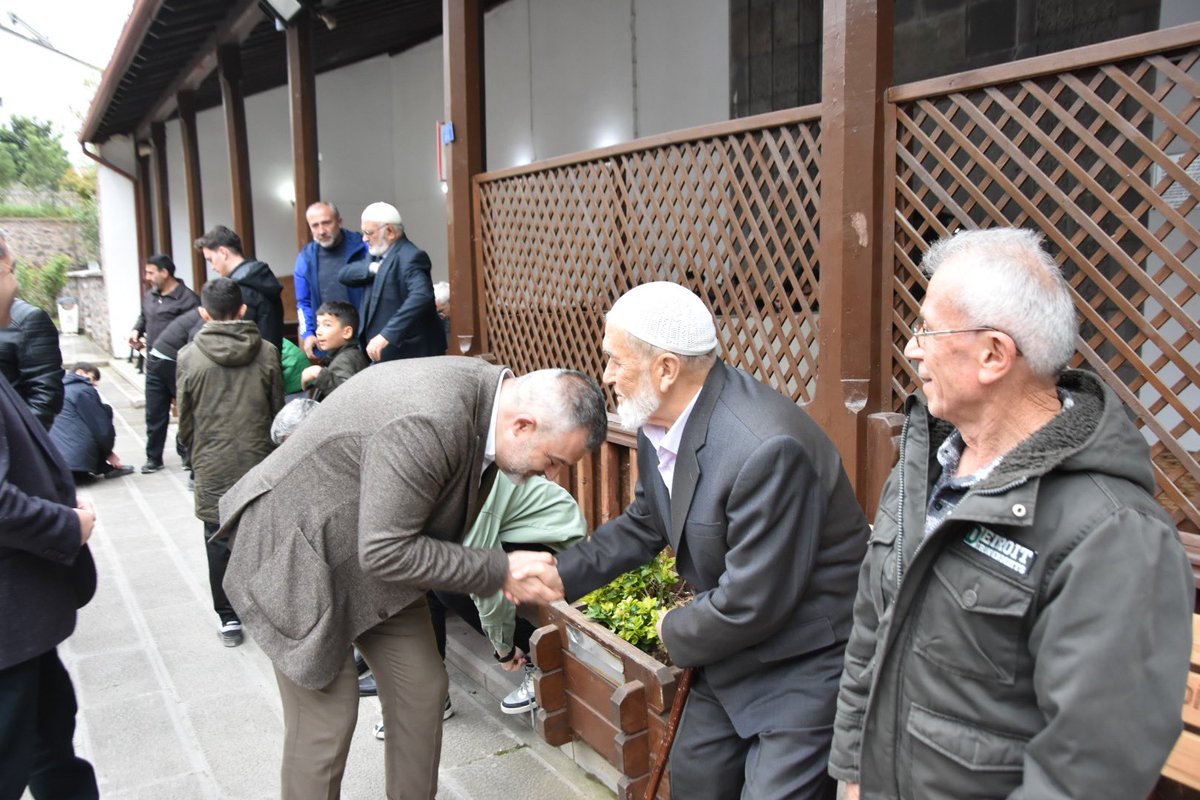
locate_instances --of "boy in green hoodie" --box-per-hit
[178,277,284,647]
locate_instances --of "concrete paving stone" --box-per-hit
[83,693,198,793]
[442,745,611,800]
[65,598,141,658]
[114,548,198,612]
[186,689,283,799]
[102,773,211,800]
[72,647,161,705]
[436,688,525,769]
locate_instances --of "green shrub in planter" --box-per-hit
[580,550,686,659]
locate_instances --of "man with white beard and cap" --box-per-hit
[516,281,870,799]
[338,202,446,363]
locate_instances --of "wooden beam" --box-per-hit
[150,122,172,256]
[219,43,255,258]
[444,0,485,355]
[134,0,265,140]
[177,91,207,294]
[287,10,320,253]
[810,0,894,506]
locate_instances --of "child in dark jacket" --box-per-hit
[177,278,283,647]
[300,301,369,402]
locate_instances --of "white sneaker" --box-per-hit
[219,620,243,647]
[500,664,537,714]
[374,696,452,741]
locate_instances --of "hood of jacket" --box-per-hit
[907,368,1155,497]
[62,372,92,391]
[193,320,263,367]
[230,259,282,298]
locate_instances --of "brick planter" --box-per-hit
[530,601,680,800]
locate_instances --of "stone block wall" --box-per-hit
[0,217,86,266]
[64,271,111,355]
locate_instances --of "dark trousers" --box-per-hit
[202,521,237,624]
[0,649,98,800]
[143,356,177,462]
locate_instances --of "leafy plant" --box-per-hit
[16,254,71,320]
[580,550,687,657]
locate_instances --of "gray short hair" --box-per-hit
[433,281,450,306]
[514,369,608,449]
[922,228,1077,378]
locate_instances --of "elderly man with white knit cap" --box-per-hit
[520,281,869,798]
[338,202,446,362]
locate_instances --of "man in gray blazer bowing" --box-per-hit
[216,357,606,800]
[517,282,870,799]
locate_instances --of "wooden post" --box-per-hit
[444,0,485,354]
[810,0,894,506]
[177,91,207,293]
[219,43,255,258]
[150,122,172,257]
[287,10,320,253]
[134,147,154,270]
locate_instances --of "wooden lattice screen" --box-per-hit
[475,107,823,405]
[885,27,1200,536]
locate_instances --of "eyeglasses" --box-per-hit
[910,319,1000,346]
[361,226,380,238]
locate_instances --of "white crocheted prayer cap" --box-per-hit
[606,282,717,356]
[361,202,402,225]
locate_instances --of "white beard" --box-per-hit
[615,374,660,430]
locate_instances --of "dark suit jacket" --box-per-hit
[0,377,96,670]
[557,362,869,737]
[338,236,446,361]
[218,357,508,689]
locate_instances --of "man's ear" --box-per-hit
[238,303,248,319]
[653,352,683,393]
[977,331,1018,386]
[198,307,212,322]
[510,413,537,439]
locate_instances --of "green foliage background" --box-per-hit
[16,255,70,321]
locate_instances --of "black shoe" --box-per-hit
[219,620,244,647]
[103,465,135,480]
[358,674,378,697]
[140,459,164,474]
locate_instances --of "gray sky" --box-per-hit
[0,0,135,161]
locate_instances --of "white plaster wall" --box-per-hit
[96,137,141,356]
[485,0,535,169]
[391,38,451,283]
[633,0,728,137]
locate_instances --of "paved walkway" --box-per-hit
[43,335,613,800]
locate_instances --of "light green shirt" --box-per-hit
[466,474,587,655]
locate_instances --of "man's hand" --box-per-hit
[845,783,860,800]
[302,335,318,359]
[127,330,144,350]
[504,551,564,604]
[656,608,668,642]
[366,334,389,362]
[301,364,323,388]
[106,452,124,469]
[499,646,528,672]
[76,499,96,544]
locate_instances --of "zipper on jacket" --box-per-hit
[894,416,910,588]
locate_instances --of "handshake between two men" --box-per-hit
[504,550,565,605]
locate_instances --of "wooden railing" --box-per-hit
[474,22,1200,577]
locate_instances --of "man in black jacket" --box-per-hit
[126,254,199,473]
[195,226,284,353]
[0,232,99,799]
[0,297,64,429]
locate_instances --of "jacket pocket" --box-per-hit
[247,528,332,640]
[912,550,1033,684]
[906,702,1024,799]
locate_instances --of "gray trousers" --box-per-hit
[274,598,447,800]
[669,669,837,800]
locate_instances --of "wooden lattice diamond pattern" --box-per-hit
[477,118,822,404]
[889,43,1200,533]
